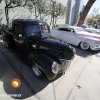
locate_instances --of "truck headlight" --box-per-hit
[52,62,59,74]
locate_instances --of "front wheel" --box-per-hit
[32,64,43,78]
[80,41,90,50]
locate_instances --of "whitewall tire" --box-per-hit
[80,41,90,50]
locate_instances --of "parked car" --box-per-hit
[2,19,75,80]
[82,24,100,34]
[51,26,100,50]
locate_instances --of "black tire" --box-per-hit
[28,54,44,79]
[32,64,44,79]
[3,39,10,48]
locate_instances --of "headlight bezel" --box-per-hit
[51,62,59,74]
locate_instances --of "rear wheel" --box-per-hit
[80,41,90,50]
[3,39,10,48]
[28,54,43,79]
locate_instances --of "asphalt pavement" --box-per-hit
[0,39,100,100]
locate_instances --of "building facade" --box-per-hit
[65,0,84,25]
[0,1,31,25]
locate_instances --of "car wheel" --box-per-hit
[80,41,90,50]
[3,39,9,48]
[32,64,43,78]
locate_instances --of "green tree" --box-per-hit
[87,17,95,25]
[48,0,66,28]
[27,0,49,19]
[87,8,100,25]
[53,3,66,28]
[26,0,39,19]
[4,0,27,26]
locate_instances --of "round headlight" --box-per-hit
[52,62,59,74]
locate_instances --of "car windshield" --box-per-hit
[26,25,40,36]
[83,24,94,28]
[75,28,84,32]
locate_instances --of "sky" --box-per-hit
[57,0,100,15]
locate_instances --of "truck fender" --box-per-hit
[29,53,62,69]
[29,54,53,69]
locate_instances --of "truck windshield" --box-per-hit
[26,25,40,36]
[40,25,49,33]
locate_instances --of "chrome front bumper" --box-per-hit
[90,45,100,51]
[58,59,71,73]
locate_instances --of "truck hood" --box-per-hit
[29,38,74,52]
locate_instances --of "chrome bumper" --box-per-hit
[58,59,71,73]
[90,45,100,51]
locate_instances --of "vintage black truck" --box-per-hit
[3,19,75,80]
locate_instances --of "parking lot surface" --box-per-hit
[0,39,100,100]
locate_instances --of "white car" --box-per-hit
[82,24,100,34]
[51,26,100,50]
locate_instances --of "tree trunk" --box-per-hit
[5,7,9,27]
[52,1,55,29]
[77,0,96,27]
[54,18,57,27]
[34,6,37,19]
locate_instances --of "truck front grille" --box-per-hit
[59,59,71,72]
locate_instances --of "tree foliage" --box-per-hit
[87,18,95,25]
[87,8,100,25]
[0,0,66,28]
[4,0,27,26]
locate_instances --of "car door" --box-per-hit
[58,28,75,45]
[13,24,27,52]
[51,28,63,40]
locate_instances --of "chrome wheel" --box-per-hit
[80,41,90,50]
[32,65,42,77]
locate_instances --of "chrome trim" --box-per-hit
[90,45,100,51]
[52,62,60,74]
[59,59,71,72]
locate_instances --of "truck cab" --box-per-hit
[3,19,75,80]
[12,19,50,52]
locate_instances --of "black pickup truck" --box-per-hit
[3,19,75,80]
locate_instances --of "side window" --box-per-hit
[82,25,86,28]
[14,24,24,37]
[58,28,67,31]
[58,28,74,32]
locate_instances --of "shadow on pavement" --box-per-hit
[0,41,63,99]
